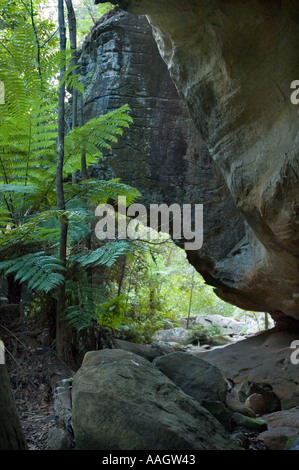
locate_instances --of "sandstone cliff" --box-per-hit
[92,2,299,321]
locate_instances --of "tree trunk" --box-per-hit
[7,275,22,306]
[64,0,78,129]
[0,366,27,450]
[118,256,127,296]
[186,268,195,330]
[65,0,79,186]
[56,0,71,365]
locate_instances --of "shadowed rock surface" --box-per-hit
[153,351,227,403]
[197,328,299,409]
[259,408,299,450]
[78,9,247,312]
[71,349,240,450]
[94,1,299,322]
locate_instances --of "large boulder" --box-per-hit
[152,327,193,346]
[198,328,299,409]
[236,380,281,412]
[225,394,256,418]
[194,314,251,336]
[72,349,240,450]
[111,338,177,361]
[153,351,227,403]
[260,427,299,451]
[95,0,299,325]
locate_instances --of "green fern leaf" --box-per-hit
[0,252,66,293]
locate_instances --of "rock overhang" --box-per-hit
[93,1,299,321]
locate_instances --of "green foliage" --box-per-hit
[71,240,132,268]
[64,178,140,207]
[0,0,58,49]
[97,295,127,329]
[101,233,260,343]
[188,324,205,344]
[65,279,106,331]
[0,252,65,293]
[189,323,222,345]
[0,0,259,348]
[71,1,115,44]
[63,106,133,177]
[0,8,139,333]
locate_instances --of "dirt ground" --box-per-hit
[1,312,269,451]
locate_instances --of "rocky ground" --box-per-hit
[2,312,299,450]
[153,315,299,450]
[5,344,57,450]
[1,313,73,450]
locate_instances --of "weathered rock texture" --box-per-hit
[198,328,299,409]
[153,351,228,403]
[78,10,245,309]
[94,1,299,320]
[72,349,240,450]
[259,408,299,450]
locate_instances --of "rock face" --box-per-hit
[71,349,240,450]
[259,408,299,450]
[153,327,193,346]
[111,338,177,360]
[225,393,256,419]
[190,314,251,336]
[94,1,299,321]
[198,328,299,409]
[153,351,227,403]
[78,10,246,309]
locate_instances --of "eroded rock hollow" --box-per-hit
[93,1,299,321]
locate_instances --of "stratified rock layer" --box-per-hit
[78,10,246,310]
[94,1,299,320]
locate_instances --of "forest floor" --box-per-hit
[1,311,285,451]
[1,312,66,450]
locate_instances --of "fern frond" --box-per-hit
[0,184,39,194]
[0,206,13,227]
[0,252,66,293]
[65,279,106,330]
[71,240,132,268]
[62,105,133,176]
[64,178,140,206]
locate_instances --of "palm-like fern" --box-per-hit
[70,240,133,268]
[0,17,140,326]
[0,252,66,293]
[65,279,106,331]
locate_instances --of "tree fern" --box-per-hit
[65,282,126,331]
[64,178,140,206]
[0,252,66,293]
[0,14,141,338]
[0,19,136,258]
[70,240,133,268]
[65,279,106,331]
[62,105,133,177]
